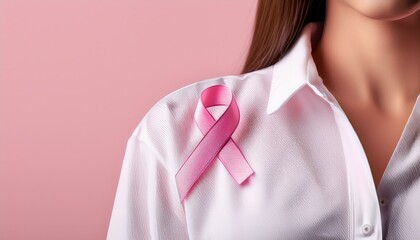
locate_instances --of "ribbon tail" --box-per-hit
[216,138,254,184]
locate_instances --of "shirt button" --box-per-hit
[362,224,373,236]
[379,198,388,207]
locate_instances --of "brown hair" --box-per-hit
[241,0,325,74]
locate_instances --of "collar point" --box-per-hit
[265,105,277,115]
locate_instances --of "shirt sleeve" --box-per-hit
[106,128,190,240]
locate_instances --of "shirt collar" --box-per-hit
[266,22,325,115]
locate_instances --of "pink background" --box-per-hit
[0,1,257,239]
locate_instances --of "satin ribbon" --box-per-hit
[175,84,254,203]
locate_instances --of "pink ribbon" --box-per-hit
[175,84,254,203]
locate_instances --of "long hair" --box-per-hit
[241,0,325,74]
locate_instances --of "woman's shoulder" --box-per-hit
[131,65,274,145]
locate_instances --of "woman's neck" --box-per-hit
[312,1,420,114]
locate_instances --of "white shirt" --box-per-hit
[107,22,420,239]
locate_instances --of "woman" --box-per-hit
[107,1,420,239]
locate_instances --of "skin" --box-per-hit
[312,0,420,189]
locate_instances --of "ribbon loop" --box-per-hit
[175,85,254,203]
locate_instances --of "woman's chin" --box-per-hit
[340,0,420,21]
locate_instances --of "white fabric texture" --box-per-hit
[107,22,420,240]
